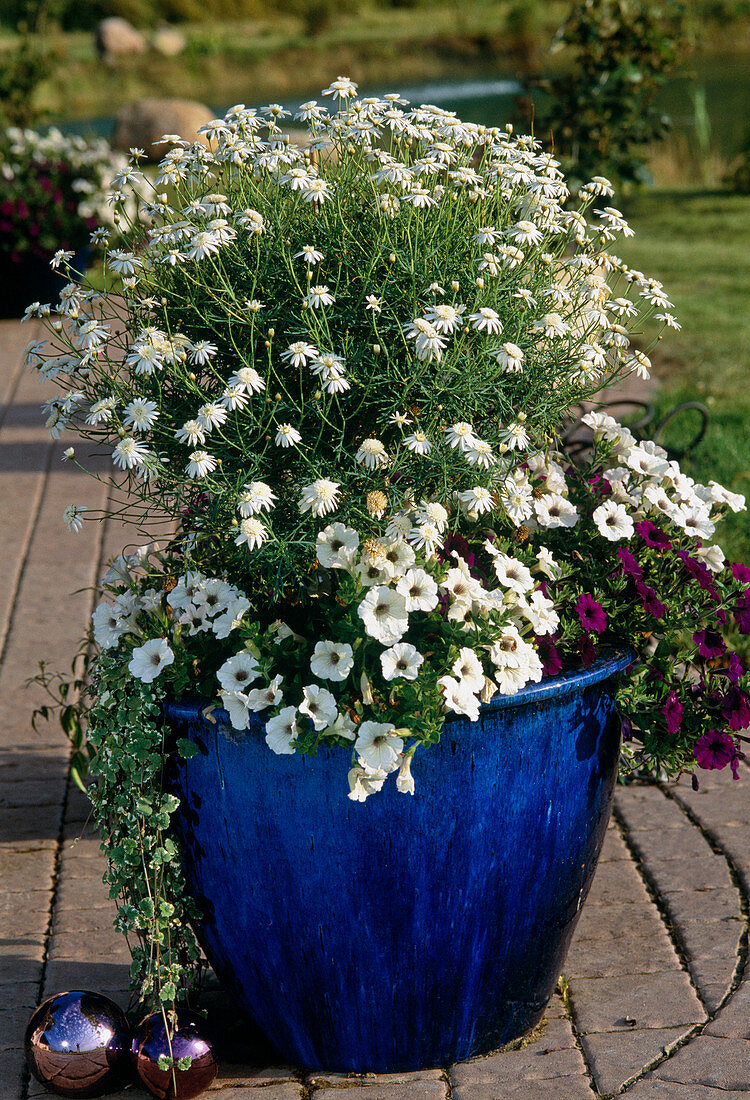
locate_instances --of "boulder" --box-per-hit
[96,17,147,58]
[113,99,216,160]
[152,26,187,57]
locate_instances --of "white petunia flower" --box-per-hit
[348,763,389,802]
[355,721,403,772]
[486,549,534,595]
[396,754,415,796]
[438,675,480,721]
[694,544,726,573]
[299,684,338,730]
[396,568,439,612]
[593,500,635,541]
[275,423,302,448]
[381,642,424,681]
[316,522,359,569]
[310,640,354,682]
[217,651,261,692]
[534,493,579,528]
[220,690,251,730]
[265,706,299,754]
[452,647,485,693]
[299,479,341,517]
[92,600,129,649]
[128,638,174,683]
[245,675,284,712]
[358,586,409,644]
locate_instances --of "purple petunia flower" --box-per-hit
[577,634,597,667]
[734,590,750,635]
[732,562,750,586]
[576,593,607,634]
[693,729,740,778]
[727,653,745,686]
[636,520,671,549]
[617,546,644,581]
[676,550,720,601]
[721,687,750,732]
[636,581,666,619]
[662,690,683,734]
[536,635,562,677]
[693,628,726,660]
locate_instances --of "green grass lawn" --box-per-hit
[615,191,750,563]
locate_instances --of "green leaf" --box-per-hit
[176,738,199,759]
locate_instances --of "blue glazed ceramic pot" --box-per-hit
[0,246,90,319]
[165,650,631,1073]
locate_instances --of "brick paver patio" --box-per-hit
[2,317,749,1098]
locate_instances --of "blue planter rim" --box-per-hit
[165,648,634,727]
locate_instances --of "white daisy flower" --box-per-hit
[445,422,477,451]
[275,423,302,448]
[128,638,174,684]
[186,450,218,478]
[532,312,569,339]
[404,431,432,455]
[219,384,250,410]
[465,439,496,468]
[381,642,424,682]
[86,397,118,425]
[358,586,409,645]
[245,298,264,314]
[592,500,635,541]
[197,402,228,431]
[234,517,269,550]
[175,420,206,447]
[299,684,338,730]
[300,178,333,206]
[281,342,319,368]
[469,307,503,334]
[415,500,449,531]
[355,721,403,772]
[355,438,389,469]
[189,340,218,365]
[310,640,354,682]
[63,504,87,532]
[508,219,544,246]
[495,342,524,373]
[217,651,261,692]
[299,479,341,517]
[228,366,265,393]
[316,522,359,569]
[113,437,150,470]
[237,481,277,516]
[304,284,335,309]
[365,295,382,312]
[265,706,299,755]
[424,302,465,334]
[122,398,159,433]
[458,486,495,517]
[294,245,324,264]
[407,521,443,556]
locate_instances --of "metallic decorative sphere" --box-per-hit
[131,1009,218,1099]
[25,990,131,1098]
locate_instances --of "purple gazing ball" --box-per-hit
[131,1009,218,1099]
[25,990,130,1098]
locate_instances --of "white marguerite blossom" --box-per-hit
[403,431,432,455]
[234,517,269,550]
[281,341,319,368]
[355,438,389,469]
[299,479,341,517]
[237,482,277,516]
[310,640,354,682]
[495,342,524,373]
[275,423,302,448]
[123,398,159,432]
[63,504,87,532]
[381,642,424,681]
[128,638,174,683]
[304,284,335,309]
[445,422,477,451]
[113,437,150,470]
[186,450,218,478]
[469,307,502,334]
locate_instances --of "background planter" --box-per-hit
[165,650,631,1073]
[0,247,90,319]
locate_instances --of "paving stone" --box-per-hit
[42,959,130,999]
[660,887,741,926]
[572,903,672,944]
[47,929,131,962]
[0,778,66,807]
[679,916,742,962]
[652,1035,750,1090]
[452,1077,594,1100]
[585,858,653,906]
[565,929,680,979]
[569,970,705,1033]
[449,1020,584,1088]
[313,1084,446,1099]
[688,956,737,999]
[212,1089,305,1100]
[628,826,724,862]
[52,904,119,934]
[645,856,734,895]
[0,952,43,985]
[580,1026,690,1096]
[56,872,114,909]
[614,786,687,830]
[0,803,62,842]
[309,1069,446,1087]
[0,1005,37,1051]
[704,978,750,1038]
[212,1065,300,1087]
[627,1079,750,1099]
[598,828,632,861]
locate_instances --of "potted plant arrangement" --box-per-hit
[0,126,130,318]
[27,80,750,1076]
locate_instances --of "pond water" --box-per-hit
[60,57,750,162]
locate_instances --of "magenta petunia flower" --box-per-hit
[662,690,683,734]
[636,520,671,549]
[693,628,726,660]
[721,687,750,732]
[732,562,750,586]
[576,593,607,634]
[577,634,597,667]
[636,581,666,619]
[693,729,739,776]
[617,546,644,581]
[537,635,562,676]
